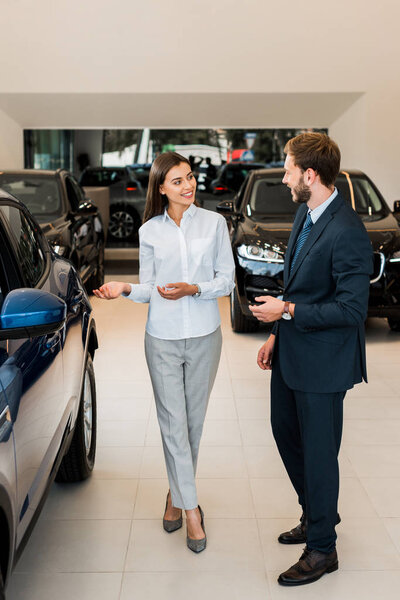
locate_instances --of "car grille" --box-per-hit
[245,275,282,291]
[371,252,385,284]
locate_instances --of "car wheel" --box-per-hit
[230,286,259,333]
[0,570,5,600]
[388,317,400,331]
[56,355,97,482]
[108,204,140,242]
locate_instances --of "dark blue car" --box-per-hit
[0,191,98,599]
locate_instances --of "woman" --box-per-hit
[93,152,234,553]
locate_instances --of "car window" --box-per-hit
[336,176,387,217]
[65,176,84,211]
[0,174,62,219]
[0,205,46,287]
[80,169,125,186]
[224,165,266,191]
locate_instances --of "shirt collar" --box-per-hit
[163,202,198,223]
[308,187,338,224]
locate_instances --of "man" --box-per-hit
[249,133,373,586]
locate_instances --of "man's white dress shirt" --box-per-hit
[308,188,338,223]
[125,203,235,340]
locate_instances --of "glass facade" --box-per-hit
[24,130,74,171]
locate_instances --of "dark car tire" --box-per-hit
[388,317,400,331]
[108,204,141,242]
[0,570,5,600]
[230,286,259,333]
[56,355,97,482]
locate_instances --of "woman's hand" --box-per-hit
[157,282,197,300]
[257,334,276,370]
[93,281,131,300]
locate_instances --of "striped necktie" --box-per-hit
[290,212,313,273]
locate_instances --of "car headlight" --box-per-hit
[237,243,284,263]
[52,244,67,256]
[389,250,400,263]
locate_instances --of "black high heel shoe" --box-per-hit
[186,505,206,553]
[163,492,182,533]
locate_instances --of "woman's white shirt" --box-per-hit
[125,203,235,340]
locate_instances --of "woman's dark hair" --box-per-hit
[143,152,196,223]
[284,133,341,188]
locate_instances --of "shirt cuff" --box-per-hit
[122,283,135,300]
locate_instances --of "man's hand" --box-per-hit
[257,335,276,370]
[249,296,284,322]
[93,281,131,299]
[157,282,197,300]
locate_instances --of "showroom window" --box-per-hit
[24,130,74,171]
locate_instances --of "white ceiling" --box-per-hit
[0,92,363,128]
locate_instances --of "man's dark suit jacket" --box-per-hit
[273,192,374,394]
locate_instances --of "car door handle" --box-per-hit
[45,331,62,350]
[71,290,84,305]
[70,290,84,313]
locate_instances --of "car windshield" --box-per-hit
[80,169,127,186]
[0,174,62,219]
[247,174,389,221]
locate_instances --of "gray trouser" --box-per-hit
[144,327,222,510]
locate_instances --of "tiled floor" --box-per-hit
[7,276,400,599]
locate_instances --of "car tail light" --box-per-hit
[126,186,137,191]
[215,186,229,191]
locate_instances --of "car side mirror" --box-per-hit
[216,200,236,215]
[393,200,400,214]
[0,289,67,340]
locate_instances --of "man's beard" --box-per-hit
[292,177,311,204]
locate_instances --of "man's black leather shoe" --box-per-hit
[278,515,306,544]
[278,513,341,545]
[278,547,338,586]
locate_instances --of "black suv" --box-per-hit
[79,166,145,242]
[210,162,267,196]
[218,168,400,332]
[0,169,105,293]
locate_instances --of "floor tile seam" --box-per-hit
[37,518,135,523]
[97,440,145,448]
[13,570,125,575]
[219,345,237,417]
[135,476,255,481]
[343,417,400,420]
[137,407,152,480]
[266,568,400,574]
[98,397,153,401]
[358,476,400,481]
[344,444,400,451]
[355,476,390,520]
[341,443,400,447]
[343,415,400,419]
[93,477,143,480]
[120,568,270,575]
[129,516,259,521]
[119,520,135,597]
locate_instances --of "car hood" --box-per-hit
[237,212,400,256]
[237,217,292,254]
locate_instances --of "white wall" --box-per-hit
[0,108,23,169]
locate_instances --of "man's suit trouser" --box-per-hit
[145,327,222,510]
[271,350,345,554]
